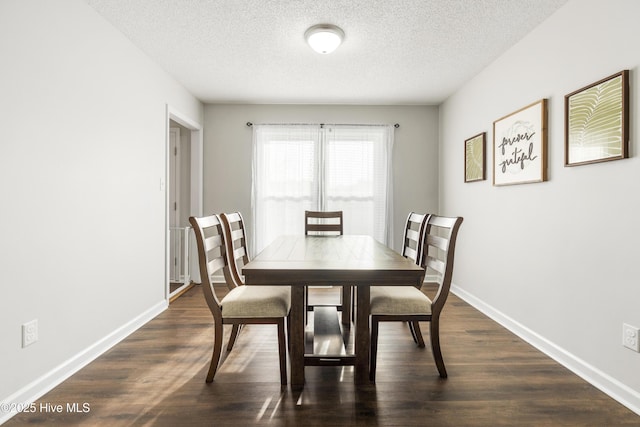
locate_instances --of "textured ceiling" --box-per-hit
[86,0,569,105]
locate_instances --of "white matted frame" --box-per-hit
[493,99,548,186]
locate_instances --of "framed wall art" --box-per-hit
[464,132,486,182]
[565,70,629,166]
[493,99,547,186]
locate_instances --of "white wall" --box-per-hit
[440,0,640,413]
[203,104,438,252]
[0,0,203,416]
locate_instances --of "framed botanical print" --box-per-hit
[565,70,629,166]
[493,99,548,186]
[464,132,486,182]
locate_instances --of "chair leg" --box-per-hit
[408,321,418,344]
[411,321,426,348]
[369,316,380,382]
[206,321,224,383]
[227,324,242,352]
[277,319,287,385]
[430,318,447,378]
[286,313,291,351]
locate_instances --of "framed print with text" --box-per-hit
[493,99,547,186]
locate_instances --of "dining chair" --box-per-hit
[304,210,351,322]
[189,213,290,385]
[218,211,249,350]
[398,212,430,346]
[369,214,463,381]
[219,211,285,351]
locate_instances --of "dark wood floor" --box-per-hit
[7,285,639,426]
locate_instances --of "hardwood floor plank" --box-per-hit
[5,286,638,426]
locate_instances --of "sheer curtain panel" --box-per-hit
[251,124,394,255]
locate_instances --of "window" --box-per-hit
[251,124,394,254]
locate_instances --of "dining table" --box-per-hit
[242,235,425,388]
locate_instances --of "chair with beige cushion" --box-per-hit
[304,210,352,322]
[189,213,290,385]
[219,211,292,351]
[397,212,430,345]
[218,212,251,350]
[369,214,463,381]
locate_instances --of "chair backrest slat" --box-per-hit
[426,234,448,252]
[233,246,246,260]
[230,228,245,241]
[404,246,419,262]
[425,257,445,275]
[207,257,226,275]
[204,234,223,252]
[405,228,421,244]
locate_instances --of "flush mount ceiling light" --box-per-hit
[304,24,344,54]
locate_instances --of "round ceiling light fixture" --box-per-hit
[304,24,344,54]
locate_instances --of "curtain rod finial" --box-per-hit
[247,122,253,127]
[394,123,399,128]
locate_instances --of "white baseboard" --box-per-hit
[0,300,167,425]
[451,284,640,417]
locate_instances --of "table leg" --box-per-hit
[354,285,370,384]
[290,285,305,388]
[341,285,351,325]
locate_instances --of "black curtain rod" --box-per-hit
[246,122,399,128]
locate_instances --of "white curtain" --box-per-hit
[251,124,394,255]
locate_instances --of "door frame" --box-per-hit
[165,105,203,302]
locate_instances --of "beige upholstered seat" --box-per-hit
[221,284,290,318]
[189,213,290,385]
[369,214,463,382]
[370,286,431,316]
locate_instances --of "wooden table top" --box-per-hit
[243,235,424,286]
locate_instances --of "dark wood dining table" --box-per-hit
[242,235,425,388]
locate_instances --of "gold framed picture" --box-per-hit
[565,70,629,166]
[464,132,485,183]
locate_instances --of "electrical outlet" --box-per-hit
[22,319,38,348]
[623,323,639,352]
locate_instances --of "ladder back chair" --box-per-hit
[218,211,250,350]
[189,213,290,385]
[399,212,430,345]
[369,214,463,382]
[303,210,351,322]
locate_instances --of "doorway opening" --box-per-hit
[166,106,202,303]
